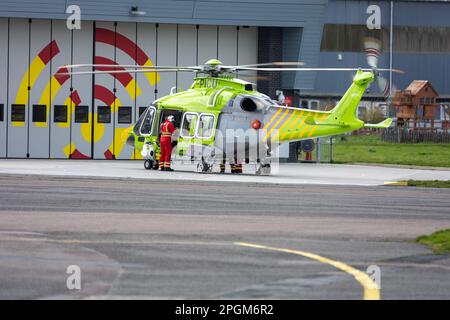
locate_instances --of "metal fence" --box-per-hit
[381,127,450,143]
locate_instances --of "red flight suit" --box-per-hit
[159,119,175,170]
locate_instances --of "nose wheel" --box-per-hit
[144,159,159,170]
[197,159,213,173]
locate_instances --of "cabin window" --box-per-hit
[74,105,89,123]
[54,105,68,123]
[197,114,215,139]
[118,106,132,124]
[181,113,198,138]
[11,104,25,122]
[0,104,4,122]
[97,106,111,123]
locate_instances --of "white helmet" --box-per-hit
[167,115,175,122]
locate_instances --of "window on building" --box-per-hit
[11,104,25,122]
[74,105,89,123]
[197,114,215,138]
[301,100,309,108]
[32,105,47,123]
[310,101,319,110]
[181,113,198,138]
[118,106,132,124]
[54,105,68,123]
[321,24,450,54]
[97,106,111,124]
[0,104,4,122]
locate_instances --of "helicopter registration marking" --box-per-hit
[196,78,219,89]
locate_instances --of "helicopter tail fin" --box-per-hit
[330,70,374,125]
[364,118,393,129]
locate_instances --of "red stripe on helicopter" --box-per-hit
[38,40,60,65]
[95,28,148,65]
[94,56,133,87]
[94,84,115,106]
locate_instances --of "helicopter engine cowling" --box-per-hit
[234,95,269,113]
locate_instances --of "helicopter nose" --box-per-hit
[126,134,135,147]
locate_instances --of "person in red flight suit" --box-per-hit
[159,115,176,171]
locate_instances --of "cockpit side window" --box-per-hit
[140,107,155,135]
[134,106,155,136]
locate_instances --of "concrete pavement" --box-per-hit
[1,159,450,186]
[0,175,449,299]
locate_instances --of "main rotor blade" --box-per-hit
[59,69,195,76]
[63,64,202,70]
[231,62,305,68]
[238,75,271,82]
[235,67,404,73]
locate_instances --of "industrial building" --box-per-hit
[0,0,449,159]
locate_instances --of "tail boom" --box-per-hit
[265,70,387,143]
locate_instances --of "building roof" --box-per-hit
[405,80,439,96]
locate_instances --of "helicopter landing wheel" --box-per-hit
[197,161,212,174]
[260,163,271,175]
[255,163,262,175]
[144,159,153,170]
[152,160,159,170]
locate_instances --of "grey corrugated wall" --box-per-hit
[0,0,329,91]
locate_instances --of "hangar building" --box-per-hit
[0,0,448,159]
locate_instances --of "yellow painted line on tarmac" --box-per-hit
[235,242,380,300]
[3,235,380,299]
[384,181,408,186]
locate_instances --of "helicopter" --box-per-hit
[64,52,401,175]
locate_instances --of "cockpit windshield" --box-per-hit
[134,106,156,136]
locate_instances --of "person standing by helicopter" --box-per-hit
[159,115,176,171]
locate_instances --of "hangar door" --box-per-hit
[0,18,7,157]
[0,20,257,159]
